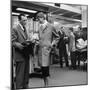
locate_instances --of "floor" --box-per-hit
[28,64,87,89]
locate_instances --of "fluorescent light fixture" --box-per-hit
[17,8,37,13]
[12,12,29,16]
[12,12,20,15]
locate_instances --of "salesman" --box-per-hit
[12,14,29,89]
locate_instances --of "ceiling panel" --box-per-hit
[52,9,69,14]
[12,1,49,12]
[12,1,82,23]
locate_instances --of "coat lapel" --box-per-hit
[41,23,48,33]
[18,25,27,40]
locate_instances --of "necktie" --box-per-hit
[23,26,28,39]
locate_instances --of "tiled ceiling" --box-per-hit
[12,1,82,23]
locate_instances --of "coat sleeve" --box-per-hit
[12,27,21,47]
[52,26,60,46]
[12,28,17,42]
[12,27,18,45]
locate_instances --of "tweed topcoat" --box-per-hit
[38,22,60,66]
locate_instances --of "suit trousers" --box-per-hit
[23,55,29,87]
[59,47,69,67]
[16,55,29,89]
[16,61,25,89]
[70,51,76,69]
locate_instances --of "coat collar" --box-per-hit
[40,20,49,33]
[17,24,27,39]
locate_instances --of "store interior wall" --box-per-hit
[82,6,88,28]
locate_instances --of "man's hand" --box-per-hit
[64,37,68,40]
[15,42,24,50]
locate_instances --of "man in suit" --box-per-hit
[12,14,29,89]
[57,27,69,68]
[36,12,60,87]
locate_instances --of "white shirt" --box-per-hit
[76,38,87,49]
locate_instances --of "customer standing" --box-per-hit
[12,14,29,89]
[36,12,59,87]
[57,27,69,68]
[69,27,76,69]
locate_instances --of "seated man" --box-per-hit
[76,38,87,67]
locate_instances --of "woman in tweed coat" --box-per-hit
[36,12,60,87]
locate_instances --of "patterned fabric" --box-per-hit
[38,22,60,67]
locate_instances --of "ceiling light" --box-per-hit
[16,8,37,13]
[12,12,20,15]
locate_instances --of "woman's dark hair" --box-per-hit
[36,12,47,20]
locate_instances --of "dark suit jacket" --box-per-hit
[12,24,27,62]
[57,30,66,49]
